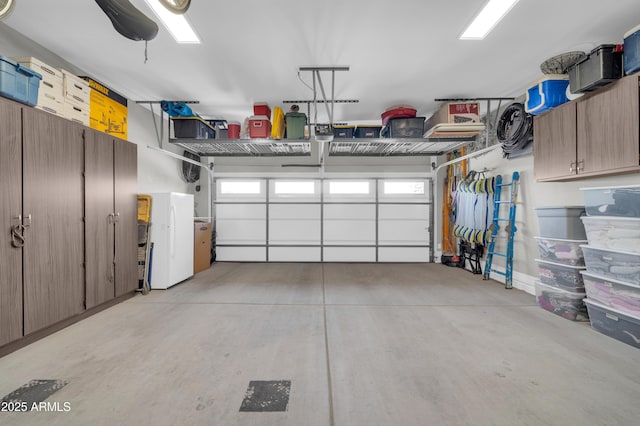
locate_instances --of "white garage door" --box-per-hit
[215,178,432,262]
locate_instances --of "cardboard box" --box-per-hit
[194,222,212,274]
[425,102,480,131]
[81,76,128,139]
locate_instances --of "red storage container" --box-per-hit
[381,105,417,126]
[228,121,240,139]
[253,103,271,120]
[249,115,271,138]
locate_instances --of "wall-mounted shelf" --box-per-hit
[170,135,476,157]
[171,138,312,157]
[328,136,476,156]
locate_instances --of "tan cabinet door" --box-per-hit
[114,138,138,296]
[0,98,23,346]
[577,75,640,174]
[85,131,115,308]
[533,102,577,181]
[22,108,84,334]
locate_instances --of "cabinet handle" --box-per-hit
[114,212,120,223]
[577,160,585,172]
[569,161,576,173]
[11,225,26,248]
[23,214,32,228]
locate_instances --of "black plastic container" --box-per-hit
[381,117,425,138]
[567,44,623,93]
[173,118,216,139]
[333,126,355,138]
[354,125,382,138]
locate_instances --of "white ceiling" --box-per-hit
[4,0,640,123]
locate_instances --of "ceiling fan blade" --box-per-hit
[159,0,191,14]
[0,0,15,20]
[95,0,158,41]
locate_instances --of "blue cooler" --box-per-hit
[525,74,569,115]
[624,24,640,75]
[0,55,42,106]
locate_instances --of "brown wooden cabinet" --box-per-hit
[85,135,138,307]
[534,74,640,181]
[0,98,24,346]
[114,138,138,297]
[1,95,138,350]
[22,108,85,334]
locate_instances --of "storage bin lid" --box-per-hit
[580,184,640,191]
[535,280,586,297]
[624,23,640,39]
[249,115,270,120]
[580,270,640,289]
[528,74,569,86]
[580,215,640,223]
[535,258,586,270]
[535,206,585,216]
[0,54,18,66]
[534,236,587,243]
[334,125,355,129]
[580,244,640,257]
[285,112,306,118]
[355,124,382,128]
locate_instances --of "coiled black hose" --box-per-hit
[497,103,533,159]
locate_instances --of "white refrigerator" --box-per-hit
[149,192,194,289]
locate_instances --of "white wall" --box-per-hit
[0,22,191,196]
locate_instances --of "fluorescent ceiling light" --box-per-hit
[144,0,200,43]
[460,0,520,40]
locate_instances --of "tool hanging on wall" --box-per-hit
[497,103,533,159]
[484,171,520,289]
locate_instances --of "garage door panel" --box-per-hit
[378,247,430,262]
[269,247,321,262]
[217,246,266,261]
[323,247,376,262]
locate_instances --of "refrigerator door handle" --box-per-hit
[170,204,176,258]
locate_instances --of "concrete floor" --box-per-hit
[1,263,640,425]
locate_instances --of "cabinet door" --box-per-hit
[0,98,23,346]
[577,75,640,173]
[22,109,84,334]
[114,138,138,296]
[533,101,577,180]
[85,131,115,308]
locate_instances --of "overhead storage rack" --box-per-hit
[170,134,477,157]
[171,138,312,157]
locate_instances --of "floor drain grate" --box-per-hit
[1,380,69,407]
[239,380,291,412]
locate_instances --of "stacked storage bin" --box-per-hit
[60,69,90,126]
[14,57,64,116]
[580,185,640,348]
[534,207,589,321]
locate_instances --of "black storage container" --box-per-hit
[333,126,355,138]
[381,117,425,138]
[172,117,216,139]
[567,44,623,93]
[354,125,382,138]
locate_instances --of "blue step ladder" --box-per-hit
[483,171,520,289]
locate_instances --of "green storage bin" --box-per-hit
[285,112,307,139]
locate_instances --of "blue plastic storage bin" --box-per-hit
[624,24,640,75]
[525,74,569,115]
[0,55,42,106]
